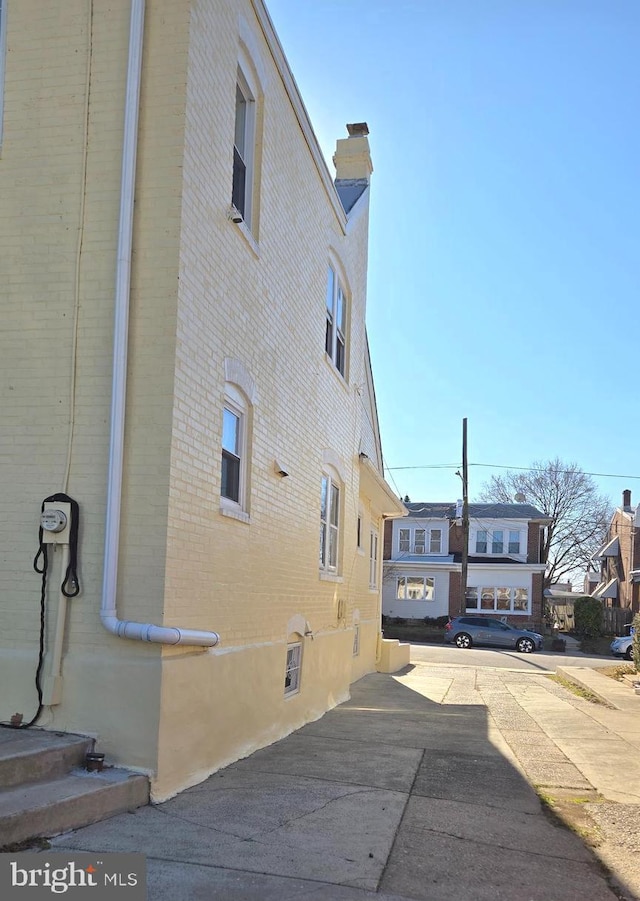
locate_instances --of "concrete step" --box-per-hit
[0,767,150,848]
[0,729,92,789]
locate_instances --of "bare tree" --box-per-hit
[476,458,612,590]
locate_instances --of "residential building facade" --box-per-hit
[588,490,640,612]
[0,0,404,801]
[383,502,549,627]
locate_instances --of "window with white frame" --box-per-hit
[465,586,529,613]
[325,266,347,377]
[319,474,341,572]
[399,528,410,553]
[430,529,442,553]
[396,576,435,601]
[284,643,302,696]
[220,385,250,511]
[232,68,256,229]
[414,529,426,554]
[475,529,519,555]
[369,528,379,588]
[508,530,521,554]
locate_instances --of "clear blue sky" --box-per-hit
[267,0,640,508]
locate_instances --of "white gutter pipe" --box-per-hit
[101,0,219,648]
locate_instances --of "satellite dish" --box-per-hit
[514,493,526,503]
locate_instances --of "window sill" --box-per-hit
[319,572,344,583]
[323,353,349,391]
[231,216,260,258]
[220,505,251,524]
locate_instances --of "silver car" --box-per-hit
[444,616,543,653]
[610,635,634,660]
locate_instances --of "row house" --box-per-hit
[587,490,640,613]
[383,502,549,627]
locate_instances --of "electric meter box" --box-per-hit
[41,502,72,544]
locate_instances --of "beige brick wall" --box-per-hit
[0,0,390,798]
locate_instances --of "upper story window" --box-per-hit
[232,72,256,228]
[369,528,379,589]
[221,406,242,503]
[325,266,347,377]
[398,525,444,555]
[320,474,341,573]
[475,529,521,555]
[220,378,253,518]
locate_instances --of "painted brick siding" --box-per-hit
[527,522,543,564]
[164,0,374,646]
[0,0,392,796]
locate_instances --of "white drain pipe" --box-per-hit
[101,0,219,648]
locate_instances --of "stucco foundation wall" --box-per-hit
[154,627,355,801]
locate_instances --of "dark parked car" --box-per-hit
[444,616,543,653]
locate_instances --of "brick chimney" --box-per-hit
[333,122,373,181]
[623,489,632,508]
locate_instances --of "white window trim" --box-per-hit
[325,264,349,379]
[284,642,302,696]
[465,586,530,615]
[319,471,342,575]
[220,384,250,516]
[232,68,256,228]
[396,575,436,601]
[369,528,379,589]
[398,525,445,556]
[474,528,522,556]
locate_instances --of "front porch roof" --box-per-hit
[592,578,618,599]
[591,536,620,560]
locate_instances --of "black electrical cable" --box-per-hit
[34,494,80,598]
[1,494,81,731]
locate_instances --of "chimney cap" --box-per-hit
[346,122,369,137]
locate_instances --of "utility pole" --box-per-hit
[460,418,469,615]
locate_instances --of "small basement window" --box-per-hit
[284,642,302,696]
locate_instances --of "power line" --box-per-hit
[384,462,640,481]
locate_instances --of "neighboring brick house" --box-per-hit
[383,502,549,627]
[588,490,640,612]
[0,0,404,801]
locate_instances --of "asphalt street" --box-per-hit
[409,640,619,672]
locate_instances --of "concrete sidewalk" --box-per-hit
[50,662,640,901]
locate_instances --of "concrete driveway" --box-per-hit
[50,659,640,901]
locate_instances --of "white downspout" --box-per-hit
[101,0,219,648]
